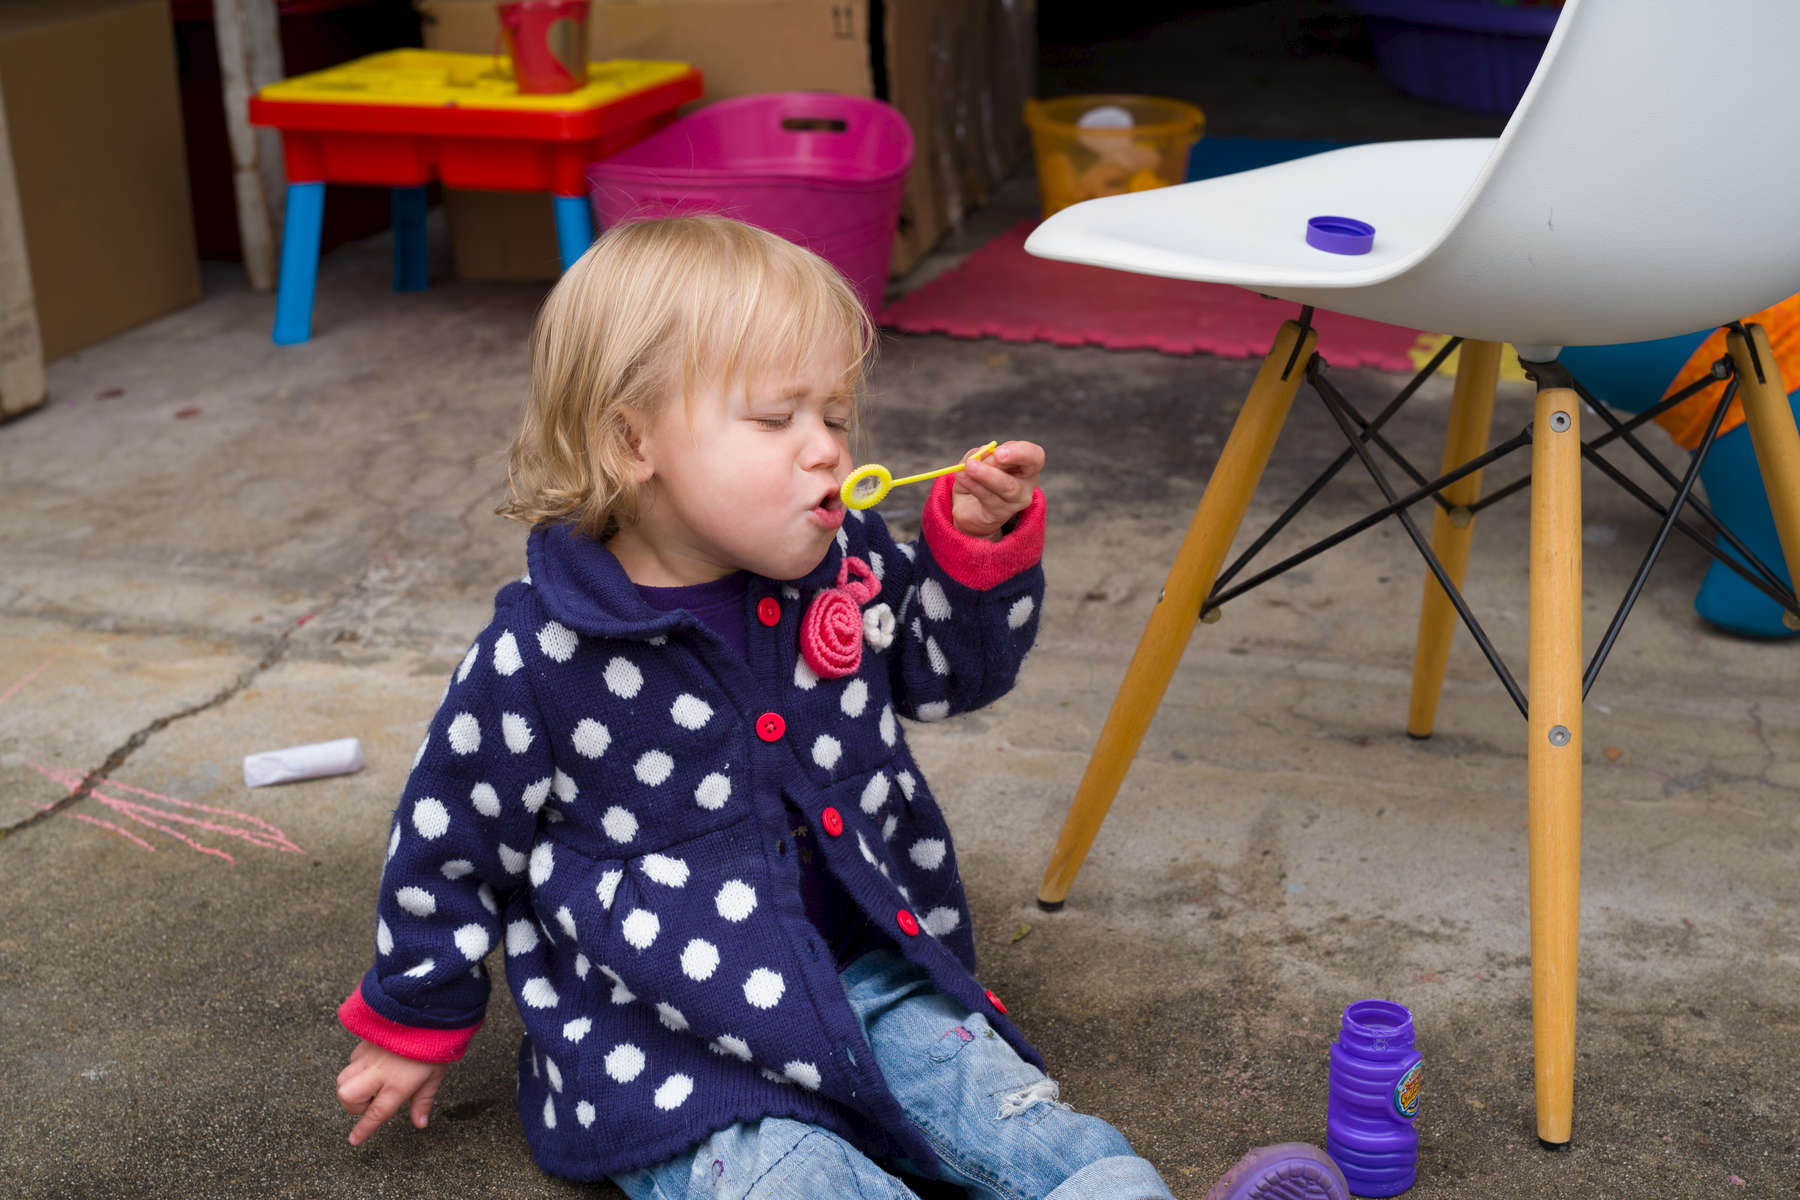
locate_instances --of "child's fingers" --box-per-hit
[960,456,1024,503]
[347,1084,405,1145]
[409,1073,443,1129]
[336,1064,377,1115]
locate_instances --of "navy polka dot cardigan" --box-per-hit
[340,477,1048,1181]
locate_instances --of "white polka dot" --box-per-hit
[547,1062,567,1097]
[506,918,539,956]
[387,823,401,861]
[441,859,473,880]
[654,1074,694,1111]
[596,869,622,909]
[412,797,449,839]
[498,844,527,874]
[897,771,917,800]
[538,621,578,662]
[605,1043,645,1083]
[879,705,896,746]
[478,884,497,913]
[916,700,950,722]
[897,541,916,562]
[835,528,849,554]
[493,630,523,675]
[622,908,659,949]
[882,814,898,842]
[909,838,947,870]
[782,585,801,600]
[576,1100,596,1127]
[521,777,552,813]
[502,712,534,753]
[541,1095,556,1129]
[529,842,555,886]
[783,1061,822,1090]
[552,769,578,804]
[555,906,577,940]
[642,854,689,887]
[840,678,869,718]
[681,939,720,981]
[656,1002,688,1032]
[869,550,884,580]
[694,772,731,810]
[447,712,481,754]
[1007,596,1036,629]
[793,658,818,690]
[404,959,434,978]
[412,734,428,770]
[635,750,674,786]
[457,643,480,683]
[560,1018,591,1046]
[857,831,877,865]
[919,578,952,620]
[521,977,559,1008]
[716,879,756,922]
[670,694,713,730]
[376,919,392,956]
[743,968,785,1009]
[604,656,643,698]
[572,718,610,758]
[812,735,842,770]
[574,953,591,979]
[925,637,949,676]
[448,923,488,961]
[395,886,435,917]
[470,782,501,817]
[711,1034,752,1061]
[860,772,889,815]
[921,907,961,937]
[602,806,638,843]
[600,963,634,1005]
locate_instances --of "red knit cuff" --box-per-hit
[921,476,1046,590]
[339,986,480,1063]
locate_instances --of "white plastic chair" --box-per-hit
[1025,0,1800,1147]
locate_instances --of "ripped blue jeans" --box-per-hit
[610,949,1173,1200]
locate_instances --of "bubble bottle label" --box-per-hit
[1393,1062,1422,1119]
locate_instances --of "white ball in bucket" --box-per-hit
[1076,103,1157,171]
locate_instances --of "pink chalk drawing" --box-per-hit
[22,763,306,865]
[0,656,59,709]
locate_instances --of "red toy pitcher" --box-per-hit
[498,0,590,94]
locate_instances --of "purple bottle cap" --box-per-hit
[1306,215,1375,255]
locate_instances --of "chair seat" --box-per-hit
[1024,139,1493,294]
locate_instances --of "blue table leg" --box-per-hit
[552,194,595,271]
[392,185,430,293]
[273,181,325,345]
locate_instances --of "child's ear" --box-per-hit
[619,407,656,485]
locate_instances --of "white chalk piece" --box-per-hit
[243,737,365,787]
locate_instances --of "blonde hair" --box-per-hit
[499,216,878,539]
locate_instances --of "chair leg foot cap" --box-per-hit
[1537,1137,1572,1153]
[1405,730,1432,740]
[1036,898,1065,913]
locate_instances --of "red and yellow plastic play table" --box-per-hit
[249,50,702,344]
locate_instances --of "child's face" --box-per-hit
[623,344,855,585]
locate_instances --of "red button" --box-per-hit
[757,597,781,627]
[896,910,919,937]
[821,807,844,837]
[755,712,786,742]
[985,989,1007,1015]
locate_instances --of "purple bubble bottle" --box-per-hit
[1326,999,1421,1197]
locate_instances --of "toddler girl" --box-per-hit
[333,216,1347,1200]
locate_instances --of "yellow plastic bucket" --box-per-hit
[1024,94,1204,217]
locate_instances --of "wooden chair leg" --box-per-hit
[1406,339,1504,737]
[1528,380,1583,1148]
[1728,323,1800,628]
[1037,320,1317,909]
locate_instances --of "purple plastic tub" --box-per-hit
[587,92,914,314]
[1349,0,1562,114]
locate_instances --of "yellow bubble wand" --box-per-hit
[840,441,999,510]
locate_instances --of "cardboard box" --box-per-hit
[0,0,201,361]
[418,0,1032,283]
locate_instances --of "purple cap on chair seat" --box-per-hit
[1306,215,1376,255]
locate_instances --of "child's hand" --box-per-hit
[951,440,1044,539]
[336,1038,450,1145]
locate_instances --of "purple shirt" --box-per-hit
[634,572,873,965]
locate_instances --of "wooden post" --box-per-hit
[1527,381,1583,1147]
[0,86,44,419]
[1038,320,1315,908]
[214,0,286,292]
[1728,323,1800,629]
[1406,339,1503,736]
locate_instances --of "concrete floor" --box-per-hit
[3,9,1798,1195]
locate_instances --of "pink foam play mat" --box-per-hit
[881,218,1445,371]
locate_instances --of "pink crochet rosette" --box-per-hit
[800,556,882,679]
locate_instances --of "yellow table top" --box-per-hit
[256,50,695,113]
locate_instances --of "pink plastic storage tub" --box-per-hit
[587,92,914,313]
